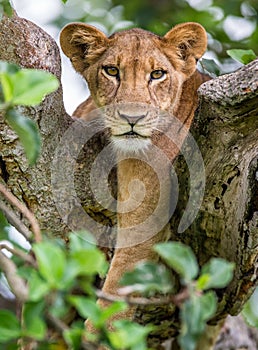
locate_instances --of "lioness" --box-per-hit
[60,22,220,349]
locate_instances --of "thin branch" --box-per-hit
[0,183,42,242]
[46,312,97,350]
[46,311,69,332]
[95,288,189,307]
[0,200,32,240]
[0,250,28,302]
[0,243,36,267]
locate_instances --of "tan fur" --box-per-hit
[60,23,217,349]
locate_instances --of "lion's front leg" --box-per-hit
[86,156,172,345]
[85,225,171,340]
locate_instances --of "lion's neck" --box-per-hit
[116,157,171,248]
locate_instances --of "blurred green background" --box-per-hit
[55,0,258,65]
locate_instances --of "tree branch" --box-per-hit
[0,242,35,267]
[46,312,98,350]
[0,250,28,302]
[0,183,42,243]
[0,200,32,240]
[96,288,189,307]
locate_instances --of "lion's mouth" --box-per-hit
[123,130,141,138]
[114,130,149,139]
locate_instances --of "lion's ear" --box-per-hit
[163,22,207,76]
[60,23,108,74]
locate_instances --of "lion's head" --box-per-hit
[60,23,207,153]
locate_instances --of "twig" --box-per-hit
[0,183,42,242]
[0,243,36,267]
[46,312,97,350]
[95,288,189,307]
[0,200,31,240]
[46,311,69,332]
[0,250,28,302]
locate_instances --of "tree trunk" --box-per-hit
[0,13,257,348]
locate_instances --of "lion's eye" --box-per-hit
[103,66,119,77]
[150,70,166,80]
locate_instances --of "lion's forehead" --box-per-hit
[102,34,171,70]
[109,27,159,42]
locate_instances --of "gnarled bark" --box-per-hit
[0,13,257,348]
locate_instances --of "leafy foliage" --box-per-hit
[199,58,221,77]
[0,231,152,349]
[179,292,217,350]
[0,0,13,18]
[0,223,235,350]
[0,210,11,240]
[120,261,173,295]
[198,258,235,290]
[121,242,235,350]
[0,62,59,106]
[227,49,257,64]
[69,296,127,328]
[0,61,59,164]
[108,320,153,350]
[242,287,258,327]
[154,242,199,282]
[0,310,21,342]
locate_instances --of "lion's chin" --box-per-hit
[111,136,151,155]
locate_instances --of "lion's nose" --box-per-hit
[118,111,146,127]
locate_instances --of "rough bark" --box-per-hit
[0,13,257,348]
[136,59,258,347]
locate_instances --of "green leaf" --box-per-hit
[109,320,152,350]
[227,49,257,64]
[27,270,51,301]
[63,327,83,350]
[0,72,14,102]
[0,310,21,342]
[154,242,199,282]
[33,241,66,287]
[198,291,217,321]
[11,69,59,106]
[179,291,217,350]
[68,296,127,331]
[23,301,46,340]
[0,210,11,239]
[62,0,68,3]
[100,301,128,324]
[198,258,235,290]
[5,109,41,165]
[69,231,96,251]
[0,61,18,102]
[68,233,107,278]
[120,261,173,295]
[196,274,210,291]
[70,248,108,277]
[0,63,58,106]
[200,58,221,76]
[68,296,101,326]
[242,287,258,327]
[0,0,13,18]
